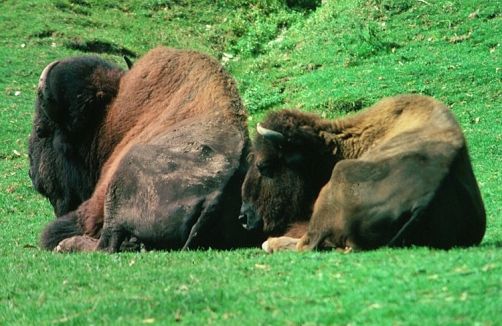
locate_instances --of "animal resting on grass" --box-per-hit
[30,46,265,252]
[240,94,486,252]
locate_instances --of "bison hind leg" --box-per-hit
[40,212,83,250]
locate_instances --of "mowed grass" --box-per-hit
[0,0,501,325]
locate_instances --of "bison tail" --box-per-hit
[40,212,84,250]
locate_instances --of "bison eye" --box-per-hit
[256,161,277,178]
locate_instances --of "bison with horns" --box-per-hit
[240,95,486,252]
[30,46,265,252]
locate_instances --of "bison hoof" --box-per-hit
[262,236,301,253]
[119,237,142,252]
[55,236,98,252]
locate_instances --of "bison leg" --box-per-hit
[263,230,354,253]
[261,221,311,253]
[262,236,301,253]
[97,229,142,253]
[55,235,98,252]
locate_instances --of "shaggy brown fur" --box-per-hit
[241,95,486,252]
[35,47,264,252]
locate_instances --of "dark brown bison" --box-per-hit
[240,95,486,252]
[31,46,265,252]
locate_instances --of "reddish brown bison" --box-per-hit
[240,95,486,252]
[31,47,265,252]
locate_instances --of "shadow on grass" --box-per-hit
[66,39,137,58]
[478,240,502,249]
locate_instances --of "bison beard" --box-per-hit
[241,95,486,252]
[32,47,265,252]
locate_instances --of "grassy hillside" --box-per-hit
[0,0,500,325]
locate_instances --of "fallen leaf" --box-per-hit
[175,308,182,322]
[449,31,472,43]
[482,263,495,272]
[23,244,39,249]
[453,265,469,273]
[255,263,270,270]
[367,303,382,310]
[468,9,479,19]
[6,183,18,193]
[142,318,155,324]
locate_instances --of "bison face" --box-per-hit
[240,110,338,236]
[241,149,309,235]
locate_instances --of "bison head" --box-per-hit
[240,110,338,236]
[35,56,124,136]
[29,56,124,216]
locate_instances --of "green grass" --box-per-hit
[2,248,500,325]
[1,0,501,324]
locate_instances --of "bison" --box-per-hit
[30,46,265,252]
[240,94,486,252]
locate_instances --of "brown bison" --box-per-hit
[31,46,265,252]
[240,95,486,252]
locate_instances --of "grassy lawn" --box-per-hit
[0,0,500,324]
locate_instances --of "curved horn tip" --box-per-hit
[37,61,61,123]
[123,55,133,69]
[257,123,286,142]
[38,60,60,93]
[38,60,59,86]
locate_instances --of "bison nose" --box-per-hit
[239,203,264,231]
[238,212,248,227]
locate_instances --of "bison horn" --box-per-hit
[257,123,286,143]
[38,60,61,122]
[123,55,133,69]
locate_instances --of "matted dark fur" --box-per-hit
[241,95,486,252]
[31,47,265,252]
[29,56,124,217]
